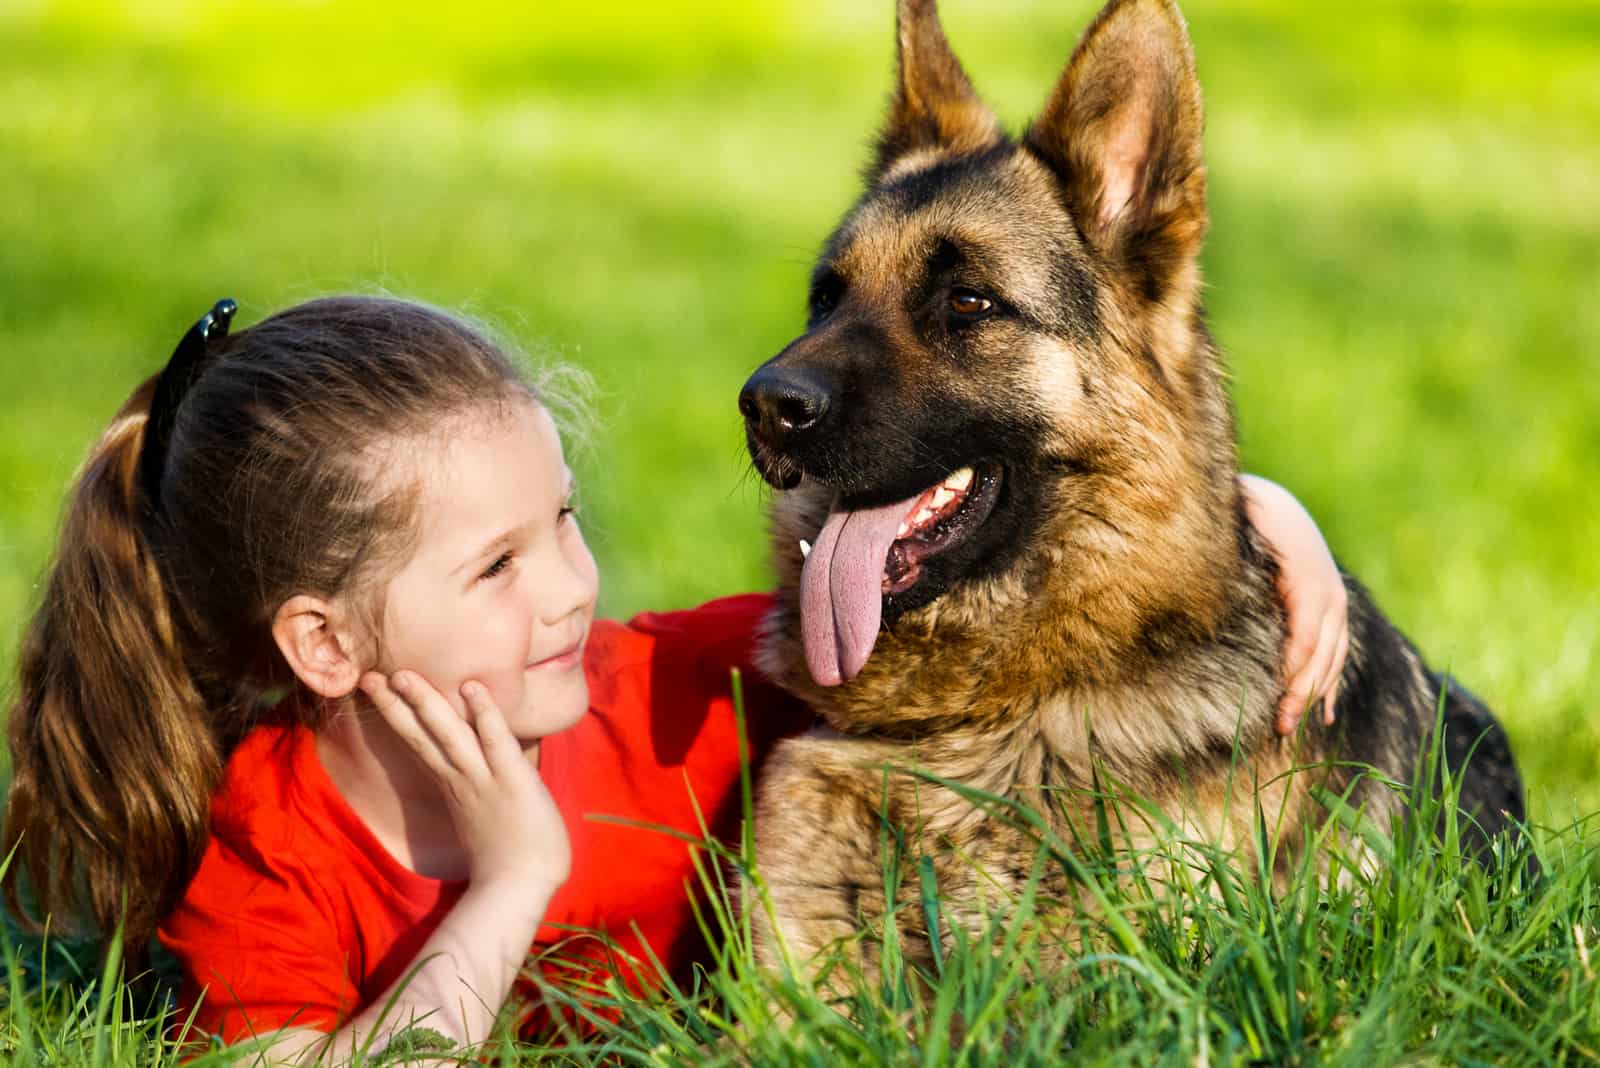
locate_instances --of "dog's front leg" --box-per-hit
[746,734,908,987]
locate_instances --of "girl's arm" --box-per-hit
[1240,474,1351,736]
[264,675,569,1064]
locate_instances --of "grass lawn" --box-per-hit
[0,0,1596,1062]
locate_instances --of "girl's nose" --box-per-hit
[542,538,599,625]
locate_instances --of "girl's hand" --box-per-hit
[361,671,570,893]
[1239,475,1351,736]
[270,675,571,1059]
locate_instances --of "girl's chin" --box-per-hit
[510,679,590,742]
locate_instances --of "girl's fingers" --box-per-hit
[460,681,524,776]
[1278,608,1343,734]
[1301,607,1344,725]
[383,671,491,782]
[1276,691,1310,737]
[1322,628,1351,726]
[1281,591,1322,683]
[361,672,455,778]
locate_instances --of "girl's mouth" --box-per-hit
[527,640,584,672]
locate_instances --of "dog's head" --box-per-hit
[744,0,1245,718]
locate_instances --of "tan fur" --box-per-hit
[741,0,1520,984]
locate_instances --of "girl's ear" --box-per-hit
[272,595,364,699]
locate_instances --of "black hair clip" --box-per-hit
[138,298,238,509]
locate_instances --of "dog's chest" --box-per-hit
[1033,671,1280,784]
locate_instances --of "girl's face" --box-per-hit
[371,398,598,742]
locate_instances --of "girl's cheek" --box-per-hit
[481,595,536,704]
[470,663,524,726]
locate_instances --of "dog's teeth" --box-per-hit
[945,466,974,493]
[896,522,910,538]
[931,487,955,509]
[799,539,812,559]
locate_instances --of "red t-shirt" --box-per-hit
[157,594,810,1045]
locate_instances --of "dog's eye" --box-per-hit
[949,290,994,317]
[809,272,845,324]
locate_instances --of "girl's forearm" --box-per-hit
[294,675,571,1063]
[272,878,555,1064]
[1236,471,1351,730]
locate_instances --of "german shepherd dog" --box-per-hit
[737,0,1525,973]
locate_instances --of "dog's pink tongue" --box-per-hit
[800,494,918,687]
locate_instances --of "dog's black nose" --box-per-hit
[739,365,834,445]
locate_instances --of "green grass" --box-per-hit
[4,701,1598,1065]
[0,0,1597,1061]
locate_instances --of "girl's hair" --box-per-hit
[2,295,537,952]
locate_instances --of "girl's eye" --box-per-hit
[949,289,994,317]
[479,552,513,582]
[559,504,577,524]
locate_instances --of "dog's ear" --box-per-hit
[870,0,1002,183]
[1024,0,1206,303]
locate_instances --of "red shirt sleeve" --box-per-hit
[157,724,456,1046]
[160,830,356,1043]
[622,591,815,761]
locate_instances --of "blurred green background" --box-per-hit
[0,0,1595,817]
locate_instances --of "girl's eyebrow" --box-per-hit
[452,524,529,579]
[451,471,577,579]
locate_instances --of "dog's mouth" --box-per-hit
[799,461,1004,687]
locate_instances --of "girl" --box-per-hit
[1,296,1347,1059]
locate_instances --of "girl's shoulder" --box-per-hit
[162,718,453,1045]
[210,720,310,831]
[587,592,776,674]
[578,593,783,742]
[558,592,809,784]
[209,721,436,905]
[174,718,456,948]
